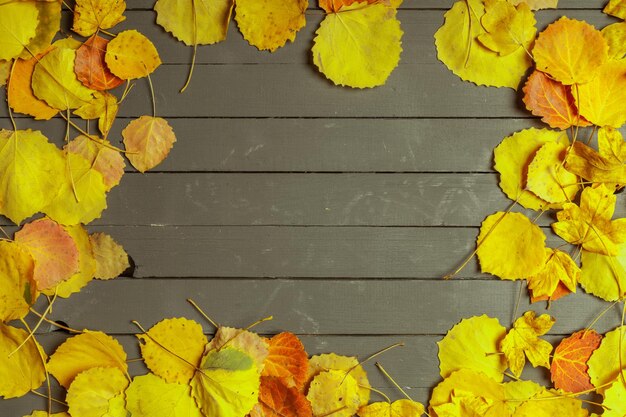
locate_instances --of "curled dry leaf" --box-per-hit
[123,116,176,173]
[550,330,602,393]
[66,366,128,417]
[66,135,125,191]
[0,241,36,322]
[72,0,126,37]
[0,2,39,61]
[126,373,203,417]
[89,232,130,280]
[75,34,124,91]
[8,51,58,120]
[105,30,161,80]
[0,324,46,399]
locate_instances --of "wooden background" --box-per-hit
[2,1,624,414]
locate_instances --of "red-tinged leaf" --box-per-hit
[122,116,176,173]
[551,330,602,393]
[262,332,309,390]
[522,70,591,130]
[251,377,312,417]
[530,281,573,303]
[319,0,376,12]
[75,34,124,91]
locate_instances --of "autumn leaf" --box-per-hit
[507,0,557,10]
[8,52,59,120]
[552,184,626,256]
[602,22,626,59]
[522,70,590,130]
[580,244,626,301]
[14,218,80,291]
[22,0,62,59]
[602,381,626,417]
[307,353,370,404]
[529,281,572,303]
[0,129,65,224]
[312,2,402,88]
[72,0,126,37]
[66,135,125,191]
[136,317,207,384]
[251,377,312,417]
[0,324,46,398]
[75,34,124,91]
[262,332,308,390]
[526,141,579,204]
[437,315,507,382]
[319,0,381,13]
[307,370,364,417]
[0,60,10,87]
[0,2,39,60]
[511,389,588,417]
[74,91,119,137]
[477,0,536,57]
[500,311,555,378]
[235,0,307,52]
[604,0,626,19]
[66,367,129,417]
[576,59,626,128]
[532,17,608,85]
[587,326,626,395]
[126,373,204,417]
[358,399,424,417]
[0,241,36,323]
[526,249,579,300]
[207,326,269,372]
[122,116,176,172]
[105,30,161,80]
[25,413,70,417]
[90,232,130,279]
[550,330,602,393]
[48,330,128,389]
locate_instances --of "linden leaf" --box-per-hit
[207,326,269,372]
[137,317,207,384]
[500,311,555,378]
[32,47,95,111]
[48,330,128,389]
[75,35,124,91]
[526,249,579,300]
[43,224,96,298]
[43,152,108,226]
[494,128,569,210]
[8,52,59,120]
[477,0,536,56]
[235,0,307,52]
[66,135,125,191]
[312,2,402,88]
[580,244,626,301]
[507,0,557,10]
[90,232,130,280]
[122,116,176,172]
[522,70,590,130]
[438,315,507,382]
[22,0,62,59]
[66,367,129,417]
[0,129,65,224]
[250,377,312,417]
[602,22,626,59]
[358,399,424,417]
[155,0,234,46]
[126,373,204,417]
[550,330,602,393]
[526,141,579,204]
[532,17,608,85]
[552,184,626,256]
[511,389,588,417]
[190,346,261,417]
[72,0,126,37]
[588,326,626,395]
[565,133,626,191]
[307,370,364,417]
[262,332,308,390]
[477,212,547,280]
[307,354,370,404]
[602,380,626,417]
[74,91,119,137]
[0,324,46,398]
[0,2,39,61]
[105,30,161,80]
[14,218,80,291]
[576,59,626,128]
[435,0,532,89]
[0,241,36,322]
[605,0,626,19]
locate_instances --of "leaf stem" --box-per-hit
[147,74,157,118]
[187,298,220,329]
[180,0,198,93]
[376,362,413,401]
[10,293,57,357]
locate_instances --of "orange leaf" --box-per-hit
[8,51,58,120]
[75,34,124,91]
[319,0,376,12]
[251,377,312,417]
[262,332,309,390]
[550,330,602,393]
[522,70,590,130]
[529,281,572,303]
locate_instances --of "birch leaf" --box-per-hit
[587,326,626,395]
[477,0,536,56]
[602,22,626,59]
[105,30,161,80]
[550,330,602,393]
[0,241,36,323]
[0,324,46,398]
[66,367,129,417]
[0,2,39,60]
[576,59,626,128]
[75,34,124,91]
[66,135,125,191]
[122,116,176,172]
[72,0,126,37]
[126,373,203,417]
[8,52,59,120]
[526,141,579,204]
[580,244,626,301]
[90,232,130,279]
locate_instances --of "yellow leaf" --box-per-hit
[122,116,176,172]
[0,324,46,398]
[605,0,626,19]
[526,141,579,204]
[0,129,65,224]
[66,367,129,417]
[137,317,207,384]
[602,22,626,60]
[105,30,161,80]
[500,311,555,378]
[235,0,307,52]
[435,0,532,89]
[126,373,204,417]
[307,353,370,405]
[74,91,119,137]
[358,399,424,417]
[503,380,543,413]
[576,59,626,128]
[154,0,234,46]
[533,17,608,85]
[511,389,588,417]
[22,0,62,59]
[494,128,569,210]
[477,212,547,280]
[43,152,108,226]
[72,0,126,37]
[603,380,626,417]
[307,370,364,417]
[0,2,39,60]
[66,135,125,191]
[0,241,36,322]
[25,412,70,417]
[552,184,626,256]
[507,0,557,10]
[527,249,579,299]
[438,315,507,382]
[190,346,261,417]
[48,330,128,389]
[580,244,626,301]
[8,53,59,120]
[312,2,402,88]
[208,326,269,372]
[477,1,536,56]
[587,326,626,394]
[31,48,95,111]
[0,59,10,87]
[90,232,130,280]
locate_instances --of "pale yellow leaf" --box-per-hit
[105,30,161,80]
[0,324,46,398]
[66,367,129,417]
